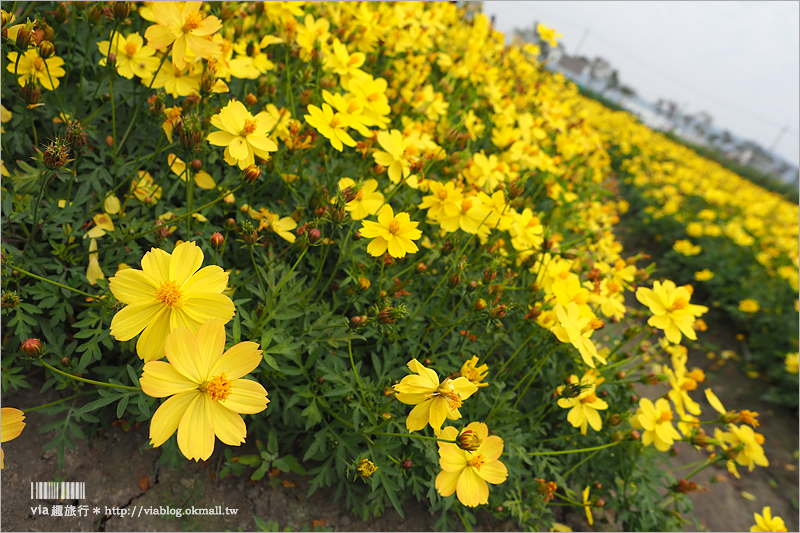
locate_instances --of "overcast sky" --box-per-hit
[481,1,800,168]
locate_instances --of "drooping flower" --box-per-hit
[434,422,508,507]
[304,103,356,152]
[393,359,478,434]
[359,205,421,259]
[207,100,279,170]
[1,407,26,469]
[139,320,268,461]
[167,154,216,189]
[750,507,787,532]
[550,302,606,368]
[252,208,297,243]
[629,398,681,452]
[717,424,769,473]
[130,171,163,204]
[636,280,708,344]
[144,1,221,70]
[109,241,236,362]
[373,129,411,185]
[582,486,594,526]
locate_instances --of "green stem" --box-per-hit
[109,72,118,186]
[348,332,368,406]
[314,221,356,304]
[13,265,96,298]
[29,169,50,239]
[38,360,140,391]
[563,449,600,478]
[22,392,83,413]
[530,439,622,456]
[250,245,267,298]
[363,431,457,444]
[116,52,169,154]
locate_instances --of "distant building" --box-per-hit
[552,54,590,87]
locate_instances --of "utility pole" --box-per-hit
[768,125,788,154]
[574,28,589,56]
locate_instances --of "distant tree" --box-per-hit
[589,56,613,90]
[601,69,620,97]
[619,85,637,99]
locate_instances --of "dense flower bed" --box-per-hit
[0,2,785,531]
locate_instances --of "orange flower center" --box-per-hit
[607,281,620,294]
[125,41,138,57]
[347,100,360,114]
[461,199,473,214]
[437,189,449,200]
[581,392,598,404]
[527,216,540,228]
[466,453,485,470]
[388,219,401,234]
[572,293,587,306]
[155,281,182,307]
[329,115,341,128]
[670,297,688,311]
[241,118,258,136]
[681,379,697,391]
[433,380,463,410]
[658,410,673,423]
[203,373,233,401]
[348,55,361,67]
[614,259,626,270]
[183,11,204,33]
[368,92,379,102]
[33,57,44,71]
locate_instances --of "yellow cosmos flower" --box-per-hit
[109,241,235,362]
[207,100,279,170]
[717,424,769,472]
[438,197,491,239]
[97,32,160,79]
[673,239,702,256]
[167,154,216,189]
[418,181,463,220]
[304,103,356,152]
[557,374,608,435]
[6,49,65,90]
[373,129,411,185]
[537,24,562,47]
[130,171,163,204]
[434,422,508,507]
[738,299,760,314]
[750,507,787,532]
[629,397,680,452]
[582,486,594,525]
[1,407,26,469]
[785,353,799,374]
[335,178,384,220]
[140,320,268,461]
[144,1,222,70]
[393,359,478,434]
[359,205,421,258]
[459,356,489,388]
[694,269,714,281]
[252,208,297,243]
[636,280,708,344]
[550,303,606,368]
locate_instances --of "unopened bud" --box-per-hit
[308,228,321,243]
[483,268,497,284]
[357,277,371,291]
[415,262,427,274]
[595,499,605,508]
[456,429,482,452]
[349,315,366,329]
[20,77,41,104]
[1,10,13,28]
[628,430,641,441]
[615,370,627,380]
[401,459,412,470]
[226,218,238,231]
[330,207,346,224]
[448,273,461,288]
[466,280,478,292]
[489,304,507,319]
[245,92,258,106]
[244,164,261,183]
[21,338,42,356]
[113,1,130,21]
[38,40,55,59]
[60,356,71,366]
[210,232,224,248]
[190,159,202,171]
[106,52,117,67]
[611,431,625,442]
[474,298,487,311]
[608,414,621,426]
[15,25,33,49]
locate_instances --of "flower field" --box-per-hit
[0,2,796,531]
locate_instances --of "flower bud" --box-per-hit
[106,52,117,67]
[474,298,487,311]
[330,207,346,224]
[1,9,13,28]
[615,370,627,380]
[456,429,482,452]
[611,431,625,442]
[113,1,130,21]
[627,430,641,441]
[415,262,426,274]
[595,499,605,508]
[448,273,461,288]
[377,307,395,324]
[245,92,258,106]
[15,25,33,49]
[308,228,321,244]
[349,315,366,329]
[65,120,87,150]
[608,414,622,426]
[401,459,412,470]
[87,3,105,23]
[21,338,42,356]
[190,159,203,172]
[38,40,55,59]
[508,179,525,199]
[641,372,659,385]
[489,304,507,319]
[357,277,371,291]
[226,218,238,231]
[20,76,41,104]
[43,138,70,170]
[176,113,203,152]
[244,164,261,183]
[357,458,377,478]
[60,356,71,366]
[210,232,224,248]
[466,280,478,292]
[483,268,497,284]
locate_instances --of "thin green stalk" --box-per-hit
[497,329,537,374]
[75,25,98,109]
[38,360,140,391]
[563,449,600,478]
[109,72,118,186]
[23,392,83,413]
[43,62,66,119]
[116,52,169,153]
[363,430,457,444]
[348,332,368,406]
[29,169,50,239]
[284,45,295,117]
[313,221,356,304]
[13,265,96,298]
[529,439,622,456]
[512,345,558,410]
[250,245,268,298]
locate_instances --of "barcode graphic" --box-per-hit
[30,482,85,500]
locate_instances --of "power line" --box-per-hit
[500,2,800,139]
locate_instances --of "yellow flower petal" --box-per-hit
[140,361,198,398]
[148,391,199,447]
[208,402,247,446]
[1,408,26,443]
[219,379,269,414]
[177,393,215,461]
[110,302,163,341]
[164,327,203,383]
[210,341,262,380]
[456,467,488,507]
